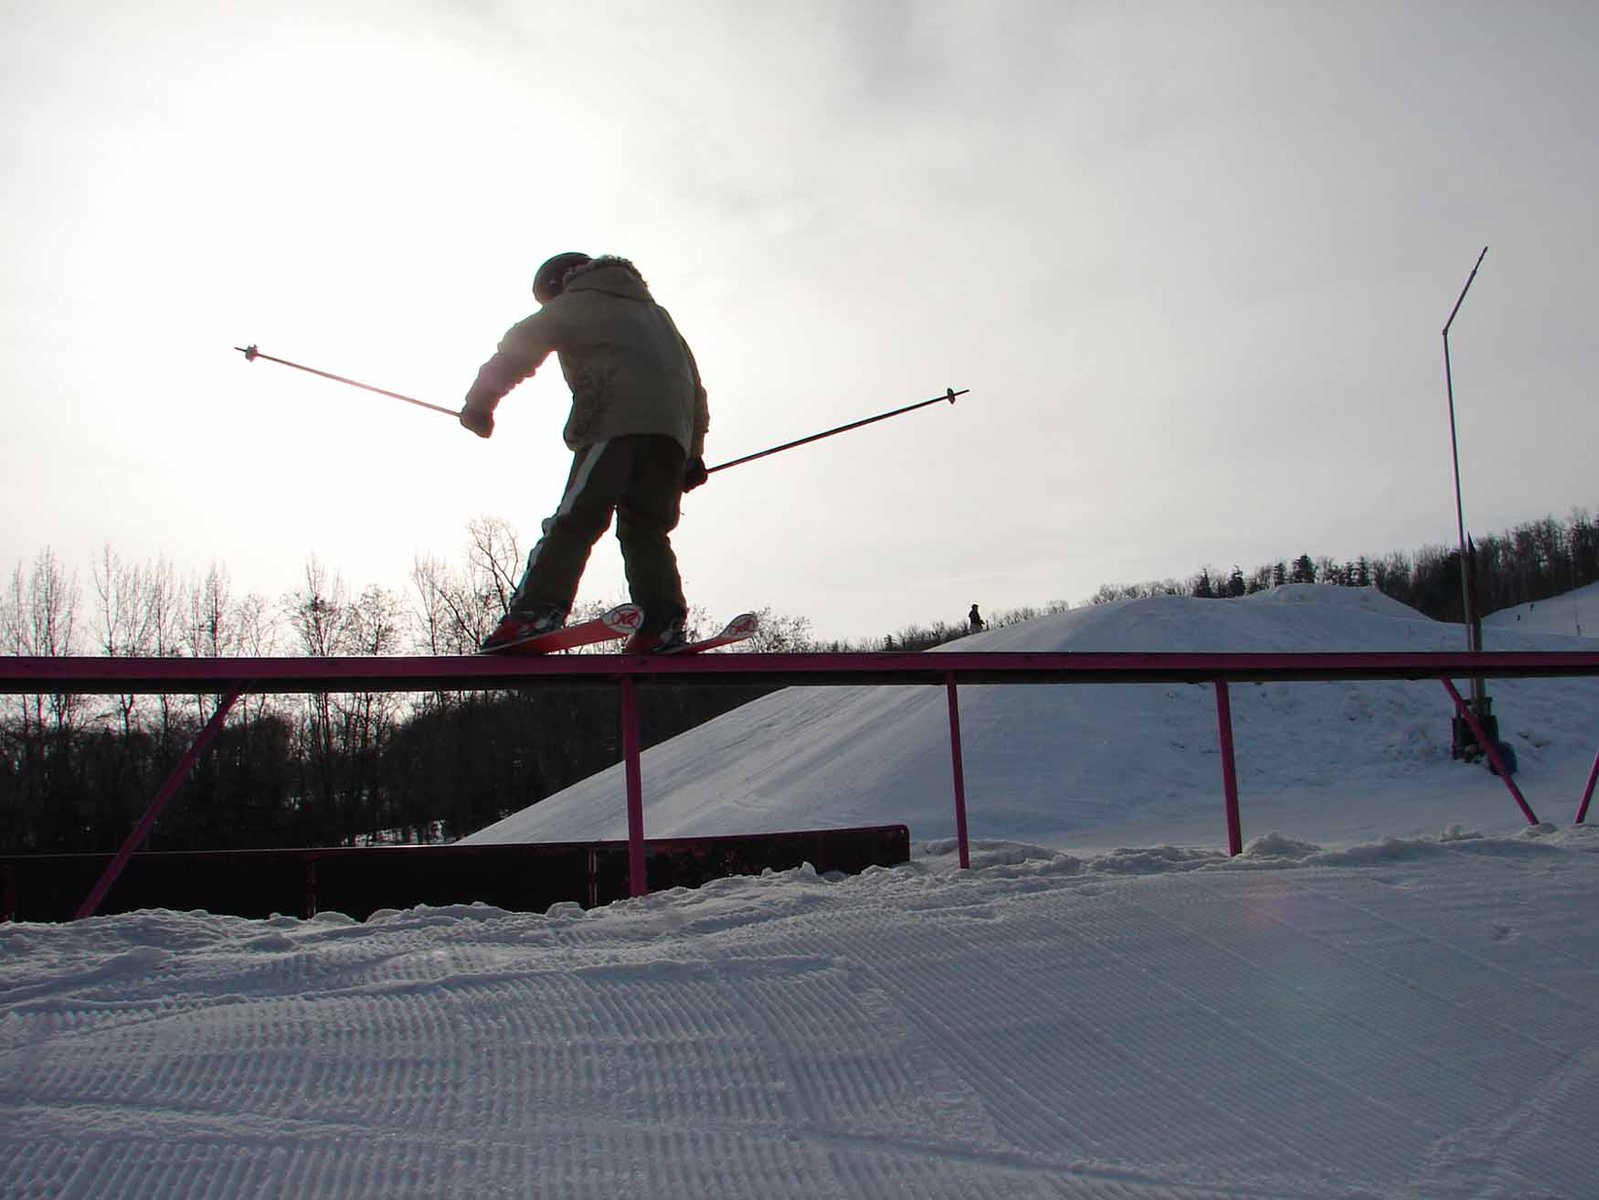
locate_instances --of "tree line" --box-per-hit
[1088,508,1599,625]
[1,520,774,854]
[4,508,1596,855]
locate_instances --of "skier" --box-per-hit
[460,252,710,653]
[968,604,985,633]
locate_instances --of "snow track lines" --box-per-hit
[4,840,1599,1198]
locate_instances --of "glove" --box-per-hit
[459,406,494,439]
[682,455,708,492]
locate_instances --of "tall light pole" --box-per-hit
[1441,245,1495,760]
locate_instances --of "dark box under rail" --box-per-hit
[1,825,911,922]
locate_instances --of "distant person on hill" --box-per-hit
[969,604,986,633]
[459,252,710,654]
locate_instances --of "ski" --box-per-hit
[482,607,757,656]
[667,612,760,655]
[481,603,644,655]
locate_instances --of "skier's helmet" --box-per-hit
[533,252,593,304]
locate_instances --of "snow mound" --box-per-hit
[463,586,1599,851]
[1485,579,1599,640]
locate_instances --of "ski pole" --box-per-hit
[707,387,968,474]
[234,345,460,418]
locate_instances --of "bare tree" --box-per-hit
[408,518,531,663]
[185,564,234,658]
[739,607,812,653]
[285,556,350,657]
[337,585,407,839]
[283,556,350,821]
[410,552,494,658]
[4,549,82,739]
[145,555,184,740]
[93,545,153,734]
[410,553,454,657]
[2,550,85,850]
[232,589,278,728]
[467,515,524,615]
[184,563,240,723]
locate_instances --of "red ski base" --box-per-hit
[479,604,643,656]
[482,609,759,657]
[657,612,760,655]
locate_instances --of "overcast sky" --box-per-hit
[3,1,1596,643]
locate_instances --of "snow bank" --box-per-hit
[5,828,1597,1199]
[465,586,1599,850]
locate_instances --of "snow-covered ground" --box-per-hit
[1485,578,1599,641]
[5,586,1599,1199]
[466,585,1599,850]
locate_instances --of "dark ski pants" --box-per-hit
[508,434,688,633]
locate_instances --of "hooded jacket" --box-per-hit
[465,257,709,458]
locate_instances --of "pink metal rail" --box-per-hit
[1578,750,1599,826]
[1214,683,1244,856]
[4,648,1598,917]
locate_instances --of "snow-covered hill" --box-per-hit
[465,586,1599,850]
[1485,578,1599,640]
[6,585,1599,1199]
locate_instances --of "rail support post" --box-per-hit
[76,686,244,919]
[1214,681,1244,855]
[620,674,647,898]
[1576,745,1599,825]
[946,675,971,869]
[1440,678,1538,825]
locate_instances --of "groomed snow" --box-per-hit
[1485,578,1599,641]
[4,586,1598,1198]
[465,585,1599,850]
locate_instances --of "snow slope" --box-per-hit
[466,586,1599,850]
[5,585,1599,1199]
[1485,578,1599,641]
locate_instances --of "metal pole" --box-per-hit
[945,675,971,869]
[76,686,244,919]
[707,388,967,474]
[1440,678,1537,824]
[620,675,647,898]
[235,345,460,418]
[1574,743,1599,824]
[1214,682,1243,855]
[1442,248,1494,749]
[1441,247,1487,653]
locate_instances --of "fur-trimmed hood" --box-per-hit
[556,255,652,303]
